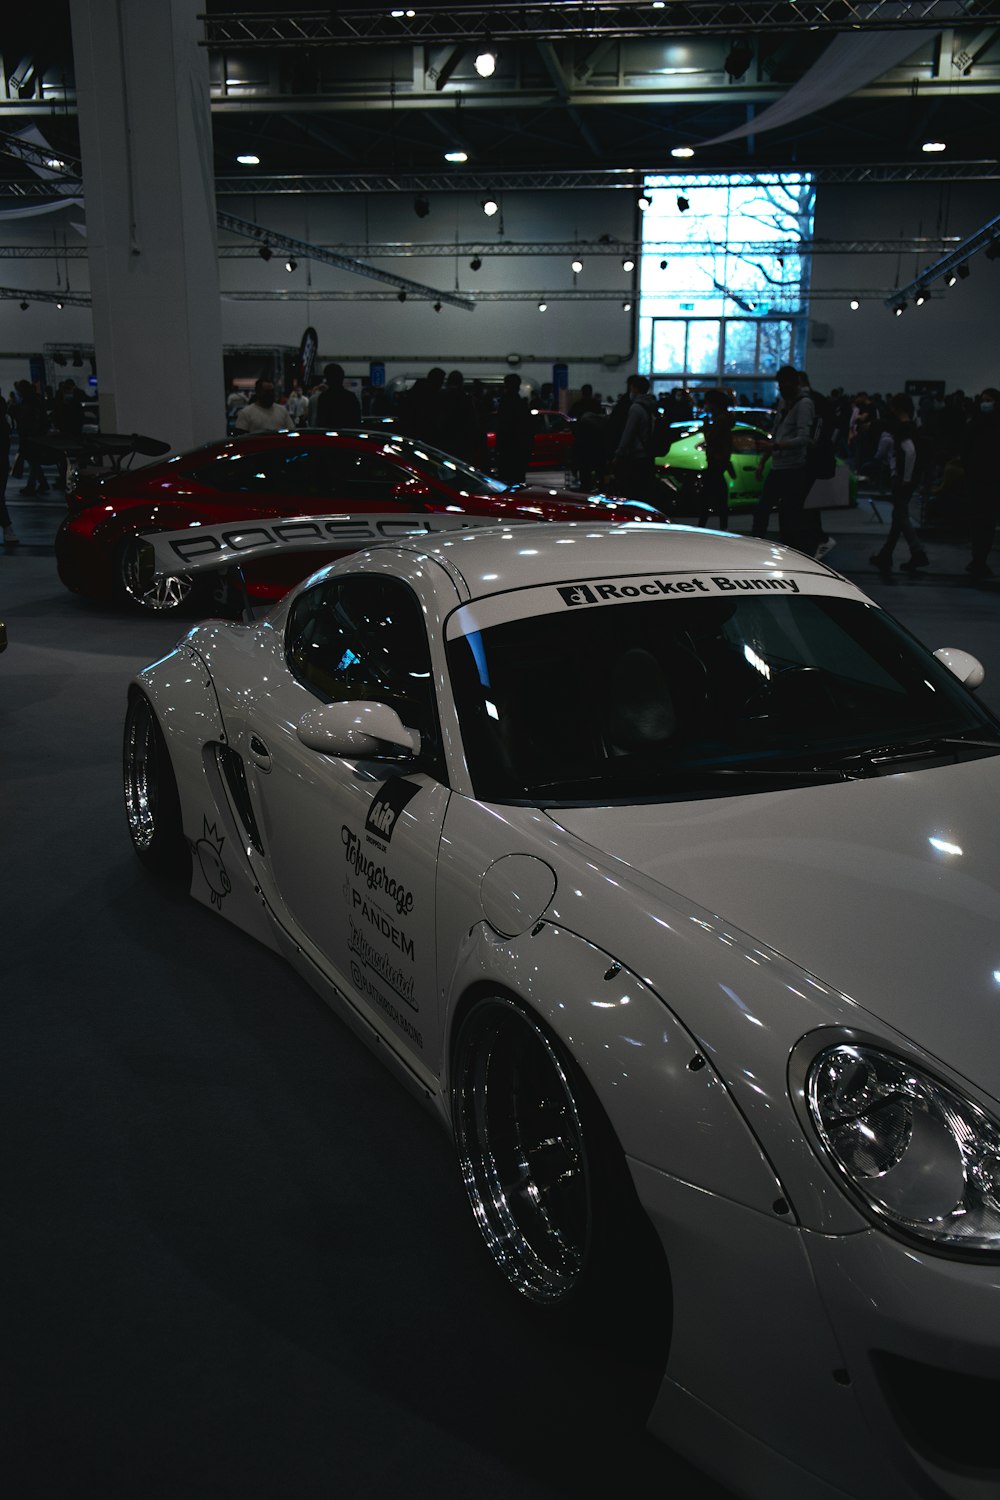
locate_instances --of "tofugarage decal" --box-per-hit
[193,818,231,909]
[365,778,421,847]
[341,822,422,1049]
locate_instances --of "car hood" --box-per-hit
[546,756,1000,1098]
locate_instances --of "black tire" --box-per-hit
[451,994,669,1345]
[116,532,195,614]
[123,692,190,878]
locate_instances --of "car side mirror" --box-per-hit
[933,647,986,690]
[297,701,422,758]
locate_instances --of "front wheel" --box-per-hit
[123,692,189,878]
[117,533,194,613]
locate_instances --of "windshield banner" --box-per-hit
[447,569,861,638]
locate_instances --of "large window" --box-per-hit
[638,173,814,402]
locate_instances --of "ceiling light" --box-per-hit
[236,154,260,165]
[285,258,297,273]
[659,259,668,270]
[414,195,430,218]
[623,301,632,312]
[571,258,583,273]
[481,197,499,216]
[915,289,927,306]
[433,301,442,312]
[922,141,947,153]
[945,269,959,287]
[398,291,407,302]
[469,256,482,271]
[671,147,694,159]
[622,257,635,271]
[474,45,498,78]
[637,194,652,211]
[258,244,273,261]
[985,240,1000,261]
[444,151,468,163]
[677,196,690,212]
[958,262,970,279]
[538,301,547,312]
[849,299,860,310]
[45,157,65,170]
[55,300,64,310]
[893,300,906,316]
[19,301,29,310]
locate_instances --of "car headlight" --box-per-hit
[805,1040,1000,1254]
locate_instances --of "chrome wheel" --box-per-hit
[452,998,593,1305]
[119,534,193,613]
[123,693,188,875]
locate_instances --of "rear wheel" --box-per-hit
[117,533,194,613]
[123,692,189,878]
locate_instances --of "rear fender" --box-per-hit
[131,647,277,951]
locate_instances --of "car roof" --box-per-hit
[395,521,834,602]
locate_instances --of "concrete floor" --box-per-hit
[2,485,999,1499]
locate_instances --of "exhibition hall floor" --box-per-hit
[3,506,1000,1499]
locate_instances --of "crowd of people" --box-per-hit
[3,366,998,577]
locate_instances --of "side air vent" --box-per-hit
[217,745,264,854]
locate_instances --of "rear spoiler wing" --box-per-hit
[139,512,529,579]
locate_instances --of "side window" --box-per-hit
[187,450,324,496]
[287,575,439,750]
[317,448,408,503]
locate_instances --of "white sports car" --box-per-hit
[126,515,1000,1500]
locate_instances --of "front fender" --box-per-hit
[444,920,783,1216]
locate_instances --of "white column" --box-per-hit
[71,0,224,451]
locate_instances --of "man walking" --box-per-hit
[752,364,815,549]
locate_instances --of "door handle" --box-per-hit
[248,734,272,771]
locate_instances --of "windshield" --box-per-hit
[447,593,1000,803]
[380,437,510,495]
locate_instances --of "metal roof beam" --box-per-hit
[885,211,1000,304]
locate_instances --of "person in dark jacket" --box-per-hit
[14,381,50,495]
[698,387,734,529]
[494,373,533,485]
[441,370,479,463]
[609,374,658,502]
[399,367,447,448]
[314,363,362,428]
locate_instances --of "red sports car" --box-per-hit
[55,430,656,613]
[485,408,575,470]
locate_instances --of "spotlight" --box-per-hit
[893,301,906,316]
[849,299,860,310]
[397,291,407,302]
[538,301,547,312]
[659,259,668,270]
[571,258,583,273]
[623,301,632,312]
[433,301,442,312]
[670,146,694,159]
[986,240,1000,261]
[915,289,927,306]
[444,151,468,163]
[637,194,652,211]
[622,257,635,272]
[258,244,273,261]
[19,301,28,310]
[922,141,946,153]
[945,270,959,287]
[677,196,690,213]
[481,197,499,216]
[285,259,297,273]
[958,262,971,279]
[53,352,67,365]
[474,44,498,78]
[724,40,753,80]
[55,300,64,310]
[236,153,260,166]
[414,195,430,218]
[469,256,482,271]
[73,351,83,367]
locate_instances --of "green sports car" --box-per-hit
[656,421,856,516]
